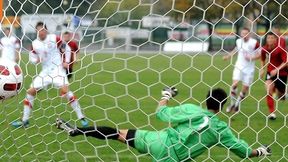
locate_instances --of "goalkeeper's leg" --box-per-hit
[56,118,136,148]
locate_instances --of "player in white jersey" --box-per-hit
[0,27,20,63]
[223,28,260,113]
[12,22,88,128]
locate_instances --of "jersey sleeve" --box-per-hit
[156,104,200,123]
[218,127,252,158]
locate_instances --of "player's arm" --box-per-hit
[223,47,237,60]
[156,87,199,123]
[219,128,271,158]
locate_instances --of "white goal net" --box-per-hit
[0,0,287,161]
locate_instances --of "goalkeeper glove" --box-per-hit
[161,87,178,100]
[256,145,271,156]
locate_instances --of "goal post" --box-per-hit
[0,0,287,161]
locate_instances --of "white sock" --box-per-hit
[230,87,238,106]
[22,94,35,122]
[66,91,85,119]
[234,92,245,107]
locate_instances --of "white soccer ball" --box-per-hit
[0,58,23,100]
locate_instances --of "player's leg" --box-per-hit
[60,85,88,127]
[56,118,136,147]
[227,80,239,113]
[11,74,48,128]
[232,85,248,113]
[11,87,37,127]
[275,75,287,100]
[265,79,276,120]
[227,68,241,113]
[233,71,253,112]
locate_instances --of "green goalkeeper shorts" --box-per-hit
[134,130,179,162]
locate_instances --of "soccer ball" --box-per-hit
[0,58,23,100]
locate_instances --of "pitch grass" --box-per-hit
[0,53,287,162]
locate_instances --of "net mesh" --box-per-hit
[0,0,287,161]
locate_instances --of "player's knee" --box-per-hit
[27,88,36,96]
[60,87,68,96]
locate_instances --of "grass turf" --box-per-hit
[0,53,287,161]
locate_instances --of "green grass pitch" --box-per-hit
[0,53,287,161]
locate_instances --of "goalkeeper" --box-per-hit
[56,87,271,161]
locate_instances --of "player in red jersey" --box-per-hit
[62,31,79,80]
[245,32,287,120]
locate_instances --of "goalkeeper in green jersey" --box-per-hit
[56,87,271,161]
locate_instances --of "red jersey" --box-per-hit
[261,45,287,76]
[278,37,286,50]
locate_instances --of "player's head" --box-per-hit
[266,32,277,47]
[35,21,48,41]
[3,27,11,37]
[240,27,250,42]
[62,31,71,42]
[206,88,227,113]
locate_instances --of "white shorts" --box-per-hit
[31,68,69,90]
[232,67,254,86]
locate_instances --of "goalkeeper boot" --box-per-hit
[56,118,77,136]
[80,118,89,127]
[11,120,29,128]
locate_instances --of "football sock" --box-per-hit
[22,94,35,121]
[267,94,275,113]
[234,91,246,107]
[73,126,119,140]
[126,129,136,148]
[65,91,85,119]
[230,86,237,106]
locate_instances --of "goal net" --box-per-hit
[1,0,287,161]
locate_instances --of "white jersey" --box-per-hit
[30,34,64,71]
[0,35,20,62]
[235,38,259,71]
[64,43,72,63]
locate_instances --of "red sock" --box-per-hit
[267,95,274,113]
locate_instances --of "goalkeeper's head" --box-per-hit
[206,88,227,113]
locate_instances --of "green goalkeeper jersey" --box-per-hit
[134,104,252,161]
